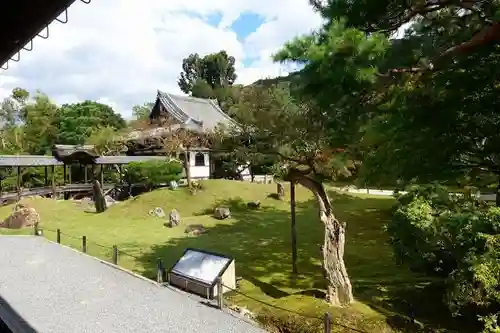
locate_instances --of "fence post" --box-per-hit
[112,245,118,265]
[82,236,87,253]
[216,277,224,309]
[323,313,331,333]
[156,258,164,283]
[56,229,61,243]
[34,222,39,236]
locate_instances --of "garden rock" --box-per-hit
[184,224,207,236]
[80,197,93,208]
[247,201,261,209]
[149,207,166,218]
[277,183,285,200]
[105,195,117,207]
[92,180,108,213]
[168,209,180,227]
[213,207,231,220]
[0,204,40,229]
[169,180,178,190]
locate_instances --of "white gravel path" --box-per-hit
[0,236,265,333]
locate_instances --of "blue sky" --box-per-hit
[0,0,322,117]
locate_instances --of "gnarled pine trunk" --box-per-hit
[287,169,353,306]
[321,210,353,305]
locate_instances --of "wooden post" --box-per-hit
[290,181,298,274]
[44,166,48,186]
[68,165,72,184]
[91,164,96,181]
[118,165,123,184]
[51,165,56,199]
[16,166,21,200]
[324,313,331,333]
[112,245,118,265]
[34,222,39,236]
[57,229,61,243]
[0,177,3,198]
[156,258,164,283]
[100,164,104,186]
[63,165,67,185]
[82,236,87,253]
[216,277,223,309]
[84,164,88,183]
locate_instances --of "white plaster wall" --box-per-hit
[188,151,210,179]
[189,166,210,179]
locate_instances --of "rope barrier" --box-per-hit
[221,283,369,333]
[58,230,81,241]
[36,226,368,333]
[222,283,320,320]
[39,225,153,262]
[118,249,153,262]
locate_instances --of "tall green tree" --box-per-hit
[132,102,154,120]
[216,83,361,306]
[0,87,29,128]
[23,92,59,154]
[177,50,237,103]
[54,101,126,145]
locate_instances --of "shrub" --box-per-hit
[256,312,322,333]
[124,159,183,189]
[387,184,500,328]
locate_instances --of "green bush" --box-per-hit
[124,159,183,188]
[388,184,500,327]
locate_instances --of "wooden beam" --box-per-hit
[16,166,21,201]
[51,165,56,199]
[290,181,298,274]
[100,164,104,185]
[63,164,67,185]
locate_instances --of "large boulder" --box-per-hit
[168,209,180,227]
[213,207,231,220]
[0,204,40,229]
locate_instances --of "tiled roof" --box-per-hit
[95,155,169,165]
[0,155,63,167]
[0,155,170,166]
[157,91,237,130]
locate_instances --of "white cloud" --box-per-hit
[0,0,322,118]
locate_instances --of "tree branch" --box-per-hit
[284,167,333,216]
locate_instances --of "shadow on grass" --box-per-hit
[134,192,475,333]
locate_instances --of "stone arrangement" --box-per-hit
[0,203,40,229]
[213,207,231,220]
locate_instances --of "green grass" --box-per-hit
[0,180,464,333]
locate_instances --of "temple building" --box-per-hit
[126,90,249,180]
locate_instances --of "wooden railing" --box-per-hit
[0,183,115,201]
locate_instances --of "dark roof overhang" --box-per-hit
[0,0,91,69]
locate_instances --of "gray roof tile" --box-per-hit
[95,155,169,165]
[158,91,237,131]
[0,155,63,167]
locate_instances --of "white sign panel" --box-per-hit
[172,249,230,285]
